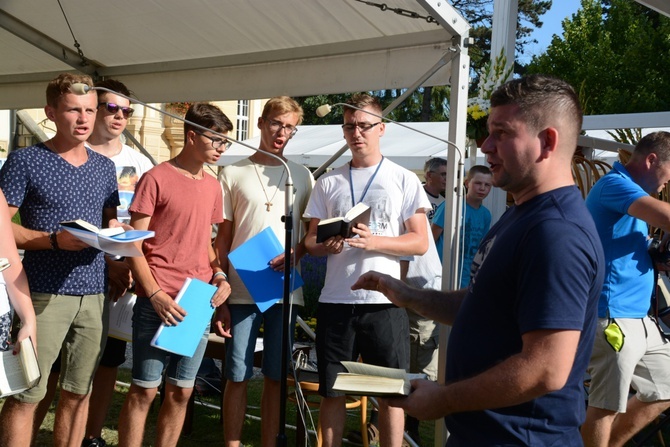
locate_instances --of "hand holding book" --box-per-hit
[316,203,371,243]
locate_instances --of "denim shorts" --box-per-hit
[131,297,209,389]
[224,303,297,382]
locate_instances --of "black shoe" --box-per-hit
[82,437,107,447]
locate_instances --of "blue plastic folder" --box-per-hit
[228,227,304,313]
[150,278,216,357]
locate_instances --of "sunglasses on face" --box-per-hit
[98,102,134,118]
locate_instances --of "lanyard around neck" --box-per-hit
[349,156,384,207]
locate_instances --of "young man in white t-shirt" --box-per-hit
[304,93,430,447]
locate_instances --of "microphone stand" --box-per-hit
[71,84,296,446]
[317,102,466,284]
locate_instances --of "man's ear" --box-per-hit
[648,152,658,168]
[44,105,55,122]
[539,127,559,159]
[378,122,386,137]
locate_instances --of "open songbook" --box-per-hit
[316,203,371,243]
[333,361,426,397]
[61,219,154,257]
[0,337,41,398]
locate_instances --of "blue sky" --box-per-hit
[520,0,582,63]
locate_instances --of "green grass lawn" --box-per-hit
[7,370,670,446]
[11,367,437,446]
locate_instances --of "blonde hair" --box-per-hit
[262,96,304,125]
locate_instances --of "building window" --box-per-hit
[237,100,249,141]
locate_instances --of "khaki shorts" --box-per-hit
[14,293,107,404]
[587,316,670,413]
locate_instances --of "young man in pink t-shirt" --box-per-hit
[118,103,233,447]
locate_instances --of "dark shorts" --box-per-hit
[316,302,409,397]
[51,335,127,372]
[99,336,127,368]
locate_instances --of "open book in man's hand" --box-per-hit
[332,361,426,397]
[316,203,371,243]
[61,219,154,257]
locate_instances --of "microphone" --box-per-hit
[70,83,92,95]
[315,104,332,118]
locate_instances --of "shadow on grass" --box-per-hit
[9,366,441,446]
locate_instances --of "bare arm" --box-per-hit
[214,220,234,278]
[126,213,186,326]
[345,211,429,257]
[212,220,235,338]
[389,329,581,420]
[352,270,466,325]
[208,234,231,308]
[628,195,670,232]
[0,193,35,353]
[9,205,124,252]
[8,206,88,251]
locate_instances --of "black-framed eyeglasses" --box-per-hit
[265,118,298,136]
[342,122,381,133]
[194,130,232,150]
[98,102,134,118]
[430,171,447,178]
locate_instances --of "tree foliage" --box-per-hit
[527,0,670,115]
[297,0,551,125]
[452,0,551,70]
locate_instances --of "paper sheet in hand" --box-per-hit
[228,227,303,313]
[108,292,136,342]
[150,278,217,357]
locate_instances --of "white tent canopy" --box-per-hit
[217,122,451,170]
[0,0,468,109]
[0,0,471,295]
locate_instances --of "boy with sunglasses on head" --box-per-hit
[0,73,122,447]
[31,78,156,447]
